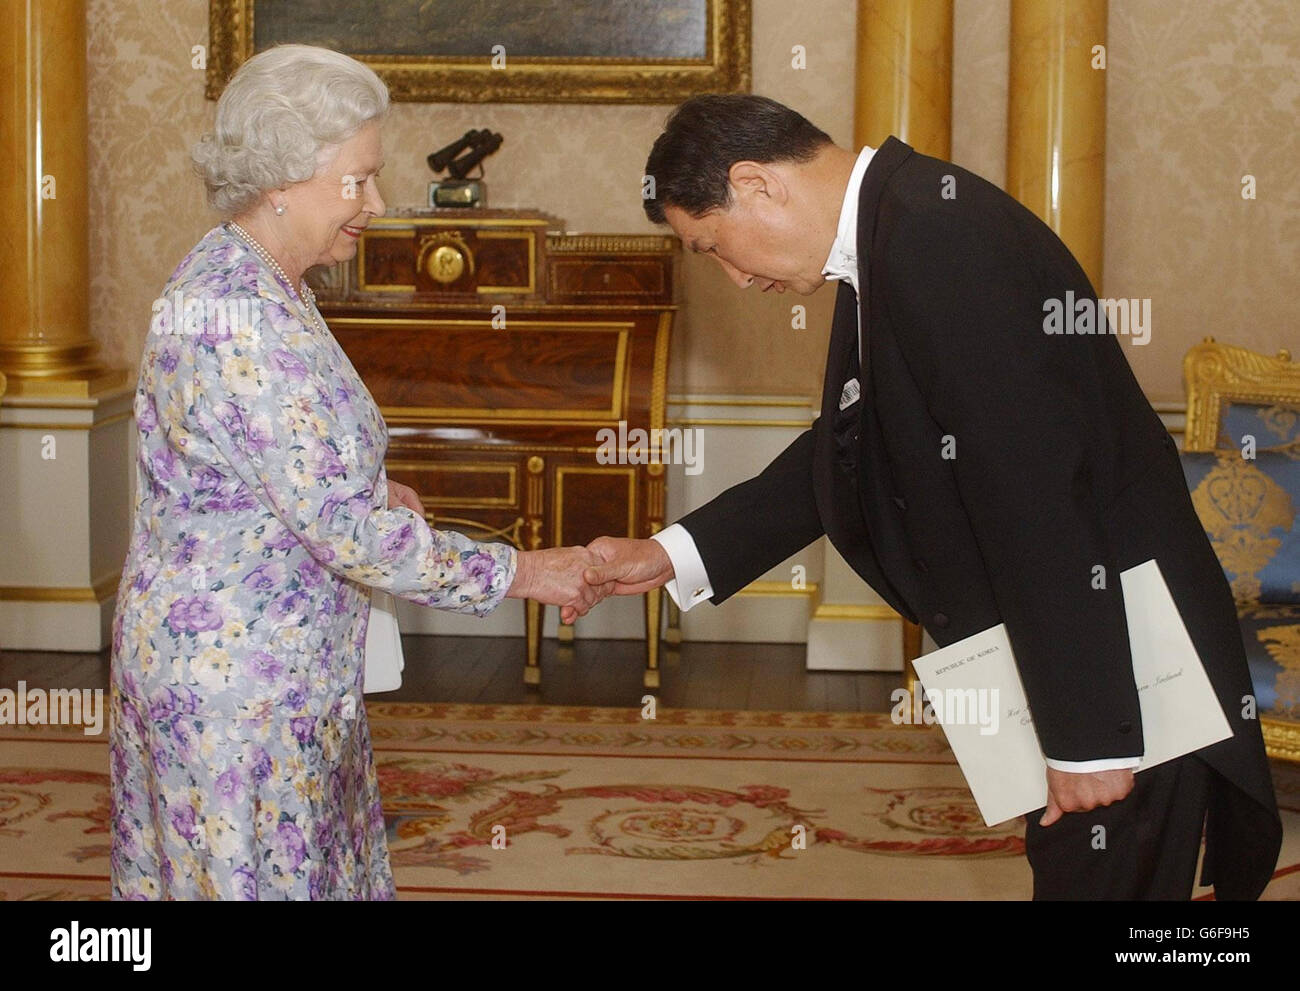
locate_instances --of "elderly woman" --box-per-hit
[110,44,603,900]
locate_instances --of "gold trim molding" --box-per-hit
[674,417,813,428]
[667,396,815,408]
[548,235,679,254]
[1263,718,1300,764]
[0,573,121,603]
[1183,337,1300,452]
[733,580,820,598]
[812,603,903,621]
[0,370,131,399]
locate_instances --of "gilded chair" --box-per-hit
[1183,338,1300,763]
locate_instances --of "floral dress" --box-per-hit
[109,224,517,899]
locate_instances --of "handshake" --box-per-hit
[504,537,676,624]
[387,479,675,622]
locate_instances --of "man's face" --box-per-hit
[663,167,830,296]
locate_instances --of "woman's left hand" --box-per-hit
[386,478,425,517]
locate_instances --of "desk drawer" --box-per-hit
[386,457,520,509]
[548,258,667,300]
[385,451,530,549]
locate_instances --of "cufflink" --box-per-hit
[693,587,706,598]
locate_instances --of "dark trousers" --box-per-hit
[1023,755,1212,900]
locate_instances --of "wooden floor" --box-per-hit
[0,636,903,713]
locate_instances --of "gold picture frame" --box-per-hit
[206,0,751,104]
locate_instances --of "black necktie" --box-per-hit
[828,280,862,472]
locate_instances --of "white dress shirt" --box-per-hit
[650,146,1139,774]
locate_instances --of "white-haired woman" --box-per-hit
[110,44,603,900]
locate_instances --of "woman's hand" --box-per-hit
[507,546,616,622]
[386,478,425,516]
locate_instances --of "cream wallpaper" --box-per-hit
[86,1,1298,406]
[1104,0,1300,401]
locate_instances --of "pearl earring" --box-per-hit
[275,204,285,215]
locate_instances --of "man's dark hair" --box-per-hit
[643,94,832,224]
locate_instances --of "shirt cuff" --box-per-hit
[1045,756,1142,773]
[650,524,713,613]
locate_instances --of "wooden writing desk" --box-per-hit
[313,208,679,687]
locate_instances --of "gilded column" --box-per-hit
[809,2,953,680]
[0,0,132,652]
[854,0,954,156]
[1007,0,1108,291]
[0,0,124,395]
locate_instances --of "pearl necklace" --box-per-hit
[225,221,322,332]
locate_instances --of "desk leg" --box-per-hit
[902,619,923,697]
[557,620,575,643]
[664,596,681,644]
[524,599,542,686]
[524,456,546,686]
[643,586,662,689]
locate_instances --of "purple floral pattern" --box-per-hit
[110,226,518,900]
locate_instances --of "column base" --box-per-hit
[2,368,131,399]
[0,595,116,652]
[0,378,134,653]
[806,605,904,672]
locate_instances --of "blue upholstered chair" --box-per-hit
[1182,338,1300,763]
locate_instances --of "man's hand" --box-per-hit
[1039,767,1135,826]
[507,546,615,622]
[583,537,676,596]
[387,478,425,516]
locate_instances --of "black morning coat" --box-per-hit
[676,136,1282,899]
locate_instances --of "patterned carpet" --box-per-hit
[2,702,1298,899]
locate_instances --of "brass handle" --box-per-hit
[417,232,474,286]
[427,244,466,284]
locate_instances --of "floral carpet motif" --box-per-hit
[1,703,1297,899]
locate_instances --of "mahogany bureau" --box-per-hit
[311,208,680,687]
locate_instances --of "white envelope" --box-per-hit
[910,559,1232,826]
[363,589,405,694]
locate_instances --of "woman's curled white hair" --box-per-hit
[193,44,389,216]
